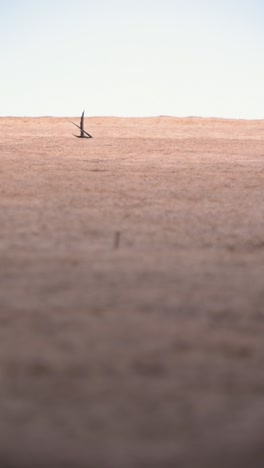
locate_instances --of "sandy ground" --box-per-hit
[0,116,264,467]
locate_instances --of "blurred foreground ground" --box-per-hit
[0,116,264,467]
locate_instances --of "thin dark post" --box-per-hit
[80,111,84,138]
[114,231,121,250]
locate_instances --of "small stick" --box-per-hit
[114,231,121,250]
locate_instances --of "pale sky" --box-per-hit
[1,0,264,118]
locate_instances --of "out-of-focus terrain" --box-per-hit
[0,116,264,467]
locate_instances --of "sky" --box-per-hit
[1,0,264,118]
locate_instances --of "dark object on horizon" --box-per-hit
[70,111,93,138]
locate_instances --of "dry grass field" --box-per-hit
[0,116,264,467]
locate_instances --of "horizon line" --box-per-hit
[1,115,264,122]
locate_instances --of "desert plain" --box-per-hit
[0,116,264,467]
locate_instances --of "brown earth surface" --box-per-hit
[0,116,264,467]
